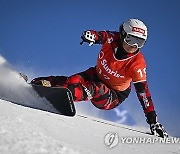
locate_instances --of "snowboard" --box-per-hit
[31,84,76,116]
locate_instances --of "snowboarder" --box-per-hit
[31,19,168,138]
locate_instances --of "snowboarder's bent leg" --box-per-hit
[31,67,130,110]
[65,74,124,110]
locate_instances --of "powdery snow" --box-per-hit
[0,55,179,154]
[0,100,180,154]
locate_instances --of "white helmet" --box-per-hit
[120,19,148,48]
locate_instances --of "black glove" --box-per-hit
[150,122,168,138]
[146,111,168,138]
[80,30,96,46]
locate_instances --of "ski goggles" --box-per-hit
[124,34,146,48]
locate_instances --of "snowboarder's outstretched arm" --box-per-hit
[134,81,168,138]
[80,30,119,46]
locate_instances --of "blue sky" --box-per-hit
[0,0,180,137]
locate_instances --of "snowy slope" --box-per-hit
[0,55,179,154]
[0,99,180,154]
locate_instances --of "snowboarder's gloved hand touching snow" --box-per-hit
[80,30,97,46]
[146,111,168,138]
[150,122,168,138]
[31,77,51,87]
